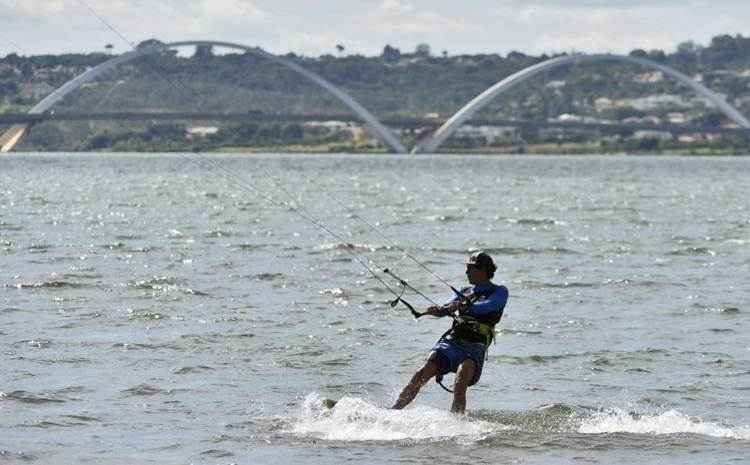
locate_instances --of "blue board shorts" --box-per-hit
[430,335,487,386]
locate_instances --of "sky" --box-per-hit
[0,0,748,57]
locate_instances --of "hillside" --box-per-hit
[2,34,750,153]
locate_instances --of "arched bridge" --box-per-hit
[413,53,750,153]
[0,40,408,153]
[2,47,748,153]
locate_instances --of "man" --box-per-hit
[391,251,508,414]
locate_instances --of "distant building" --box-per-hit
[623,94,690,111]
[186,126,218,138]
[678,134,702,143]
[594,97,615,112]
[623,115,663,125]
[545,80,566,89]
[633,130,673,141]
[667,112,687,124]
[557,113,582,123]
[455,125,515,144]
[0,63,19,75]
[634,71,664,83]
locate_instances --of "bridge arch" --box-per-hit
[413,53,750,153]
[0,40,407,153]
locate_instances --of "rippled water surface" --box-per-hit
[1,153,749,465]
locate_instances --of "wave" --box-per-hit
[120,384,183,397]
[315,243,392,253]
[10,280,89,290]
[579,408,750,440]
[0,222,23,231]
[253,272,285,281]
[231,243,266,251]
[423,214,463,223]
[483,247,581,256]
[287,394,750,444]
[203,229,234,238]
[0,386,88,404]
[174,365,215,375]
[114,234,144,240]
[427,247,581,257]
[98,242,125,250]
[127,276,209,296]
[667,247,717,256]
[289,393,501,442]
[684,304,740,315]
[508,218,564,226]
[519,280,599,289]
[490,354,569,365]
[27,244,53,253]
[0,390,67,404]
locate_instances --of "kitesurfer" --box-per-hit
[391,251,508,414]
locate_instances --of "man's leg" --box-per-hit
[391,358,439,410]
[451,358,476,414]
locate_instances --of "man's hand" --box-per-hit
[445,300,467,314]
[425,306,444,317]
[426,301,466,317]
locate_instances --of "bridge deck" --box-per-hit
[1,112,747,136]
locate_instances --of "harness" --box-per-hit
[448,285,503,346]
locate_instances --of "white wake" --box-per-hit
[290,393,503,442]
[579,408,750,440]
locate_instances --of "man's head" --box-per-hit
[465,251,496,284]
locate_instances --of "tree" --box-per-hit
[637,137,660,152]
[705,34,747,63]
[415,43,431,57]
[507,51,528,61]
[282,123,304,142]
[87,133,114,150]
[105,43,114,54]
[381,44,401,63]
[648,49,667,63]
[335,44,345,55]
[673,40,701,68]
[0,80,19,96]
[676,40,699,55]
[136,38,166,51]
[697,111,725,128]
[4,53,21,65]
[629,49,649,59]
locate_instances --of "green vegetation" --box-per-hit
[2,34,750,153]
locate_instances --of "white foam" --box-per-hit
[579,408,750,440]
[290,393,502,442]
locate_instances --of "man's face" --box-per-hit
[465,264,487,284]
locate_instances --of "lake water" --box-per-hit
[1,153,749,465]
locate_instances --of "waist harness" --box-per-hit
[449,286,503,346]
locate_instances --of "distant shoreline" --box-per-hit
[8,147,749,156]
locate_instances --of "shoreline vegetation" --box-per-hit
[2,34,750,154]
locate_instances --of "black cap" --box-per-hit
[466,251,497,274]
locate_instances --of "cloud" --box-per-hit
[0,0,748,57]
[379,0,415,14]
[489,1,750,54]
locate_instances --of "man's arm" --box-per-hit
[465,286,508,316]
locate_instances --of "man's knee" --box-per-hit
[454,359,476,390]
[415,359,439,383]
